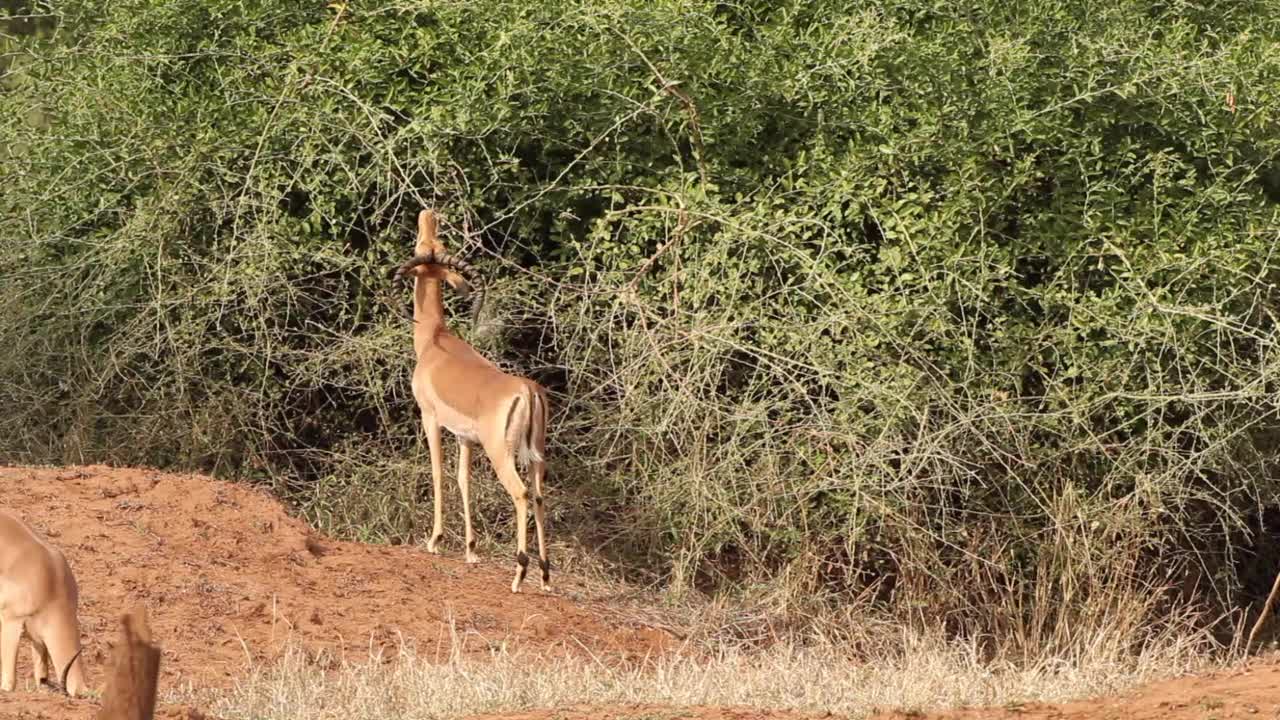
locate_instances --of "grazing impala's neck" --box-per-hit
[413,272,446,356]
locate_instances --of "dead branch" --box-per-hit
[96,607,161,720]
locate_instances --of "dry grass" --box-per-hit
[189,617,1221,720]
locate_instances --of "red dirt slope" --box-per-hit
[0,464,670,694]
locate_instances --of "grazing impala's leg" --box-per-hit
[0,618,20,691]
[423,414,446,554]
[456,442,479,563]
[30,639,47,686]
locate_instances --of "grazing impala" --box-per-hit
[0,511,85,696]
[393,209,550,593]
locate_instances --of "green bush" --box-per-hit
[3,0,1279,639]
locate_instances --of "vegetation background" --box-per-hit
[3,0,1280,660]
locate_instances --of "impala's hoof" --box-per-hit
[464,553,480,564]
[512,551,529,593]
[426,533,444,554]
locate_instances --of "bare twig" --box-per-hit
[1245,567,1280,651]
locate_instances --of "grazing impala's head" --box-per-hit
[44,646,83,696]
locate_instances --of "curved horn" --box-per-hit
[390,250,433,281]
[392,250,477,283]
[468,276,487,325]
[388,251,486,323]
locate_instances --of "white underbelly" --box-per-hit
[436,405,481,445]
[414,375,484,446]
[443,422,481,445]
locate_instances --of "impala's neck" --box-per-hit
[413,271,446,356]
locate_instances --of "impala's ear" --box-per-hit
[400,263,467,290]
[443,270,472,298]
[416,209,444,255]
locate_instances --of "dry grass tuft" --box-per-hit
[195,615,1220,720]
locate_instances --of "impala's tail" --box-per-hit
[524,386,548,467]
[503,383,546,467]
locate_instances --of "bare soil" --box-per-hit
[0,464,669,717]
[0,464,1277,720]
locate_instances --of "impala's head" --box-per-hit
[415,208,445,255]
[394,208,476,298]
[47,646,84,697]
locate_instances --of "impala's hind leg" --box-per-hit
[41,610,83,697]
[494,458,531,593]
[530,456,549,591]
[528,393,550,591]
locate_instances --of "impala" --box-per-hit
[0,511,85,696]
[393,209,551,593]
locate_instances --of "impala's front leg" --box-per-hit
[30,640,47,687]
[423,414,446,554]
[0,618,20,692]
[456,442,480,563]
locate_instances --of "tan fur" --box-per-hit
[399,209,551,593]
[0,511,86,696]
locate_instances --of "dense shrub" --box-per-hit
[3,0,1279,638]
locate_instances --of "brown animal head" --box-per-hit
[401,209,470,295]
[415,209,444,255]
[389,209,486,323]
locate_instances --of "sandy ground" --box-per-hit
[0,465,1277,720]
